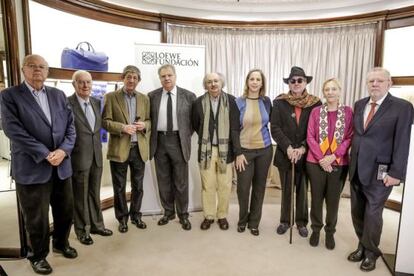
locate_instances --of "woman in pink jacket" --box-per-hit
[306,78,353,250]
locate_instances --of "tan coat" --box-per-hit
[102,89,151,162]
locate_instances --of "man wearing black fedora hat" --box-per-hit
[271,66,321,238]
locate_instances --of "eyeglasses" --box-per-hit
[24,64,48,71]
[289,78,305,84]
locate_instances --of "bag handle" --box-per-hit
[76,42,95,53]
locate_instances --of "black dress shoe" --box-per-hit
[276,223,290,235]
[158,214,176,226]
[325,233,335,250]
[30,259,53,275]
[309,232,320,247]
[78,235,94,245]
[118,222,128,233]
[217,218,229,230]
[298,226,308,237]
[179,218,192,230]
[53,246,78,259]
[131,218,147,229]
[200,219,214,230]
[360,257,376,271]
[250,228,260,236]
[348,247,364,262]
[237,225,246,233]
[91,228,113,236]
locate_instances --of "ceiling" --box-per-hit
[104,0,414,21]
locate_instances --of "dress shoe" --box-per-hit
[309,231,319,247]
[347,247,364,262]
[131,218,147,229]
[325,233,335,250]
[53,246,78,259]
[276,223,290,235]
[179,218,192,230]
[30,259,53,275]
[360,257,376,272]
[200,219,214,230]
[91,228,113,236]
[298,226,308,237]
[217,218,229,230]
[158,214,176,226]
[250,228,259,236]
[237,225,246,233]
[118,222,128,233]
[78,234,94,245]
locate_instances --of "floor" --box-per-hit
[0,159,399,276]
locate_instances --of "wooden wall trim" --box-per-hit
[48,67,122,81]
[385,199,402,212]
[1,0,20,85]
[392,76,414,86]
[22,0,31,55]
[32,0,160,31]
[374,20,386,66]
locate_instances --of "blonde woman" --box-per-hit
[235,69,272,236]
[306,78,353,249]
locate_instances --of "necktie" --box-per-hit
[84,102,95,130]
[167,92,173,132]
[364,102,377,130]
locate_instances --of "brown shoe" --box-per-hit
[200,219,214,230]
[218,218,229,230]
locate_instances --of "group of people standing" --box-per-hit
[1,54,412,275]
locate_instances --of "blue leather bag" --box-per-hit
[61,42,108,71]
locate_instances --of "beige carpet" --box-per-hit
[0,186,398,276]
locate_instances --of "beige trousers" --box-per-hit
[199,147,233,219]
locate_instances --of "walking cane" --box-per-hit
[289,161,295,244]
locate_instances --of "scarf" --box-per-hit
[199,92,230,173]
[276,90,320,108]
[319,103,345,163]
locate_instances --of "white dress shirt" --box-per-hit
[157,86,178,131]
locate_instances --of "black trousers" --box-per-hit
[278,166,308,227]
[110,144,145,223]
[306,162,347,234]
[236,146,273,229]
[72,159,105,238]
[350,171,392,258]
[154,133,189,219]
[16,169,73,262]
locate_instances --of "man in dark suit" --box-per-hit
[68,70,112,246]
[192,72,240,230]
[271,66,321,238]
[102,65,151,233]
[347,67,413,272]
[148,64,196,230]
[1,54,77,275]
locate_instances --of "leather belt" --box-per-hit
[130,142,138,147]
[158,131,179,136]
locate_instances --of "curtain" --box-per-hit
[167,22,377,106]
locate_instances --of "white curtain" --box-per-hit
[167,22,377,106]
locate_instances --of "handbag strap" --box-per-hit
[76,42,95,53]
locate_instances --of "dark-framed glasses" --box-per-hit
[289,78,305,84]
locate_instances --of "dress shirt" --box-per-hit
[210,95,219,145]
[363,92,388,126]
[123,89,138,143]
[25,81,51,125]
[76,94,96,130]
[157,86,178,131]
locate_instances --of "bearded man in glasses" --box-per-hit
[271,66,321,238]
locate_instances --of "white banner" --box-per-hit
[135,43,206,214]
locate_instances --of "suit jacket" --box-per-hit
[271,97,321,171]
[1,82,76,184]
[68,94,103,171]
[349,93,413,185]
[148,86,196,162]
[102,89,151,162]
[191,92,240,163]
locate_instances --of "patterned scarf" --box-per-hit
[199,92,230,173]
[319,103,345,163]
[276,90,320,108]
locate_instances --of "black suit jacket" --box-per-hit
[191,92,240,163]
[148,86,196,162]
[68,94,102,171]
[271,97,321,171]
[349,93,413,185]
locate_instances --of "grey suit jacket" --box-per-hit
[148,86,196,162]
[68,94,103,171]
[349,93,413,185]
